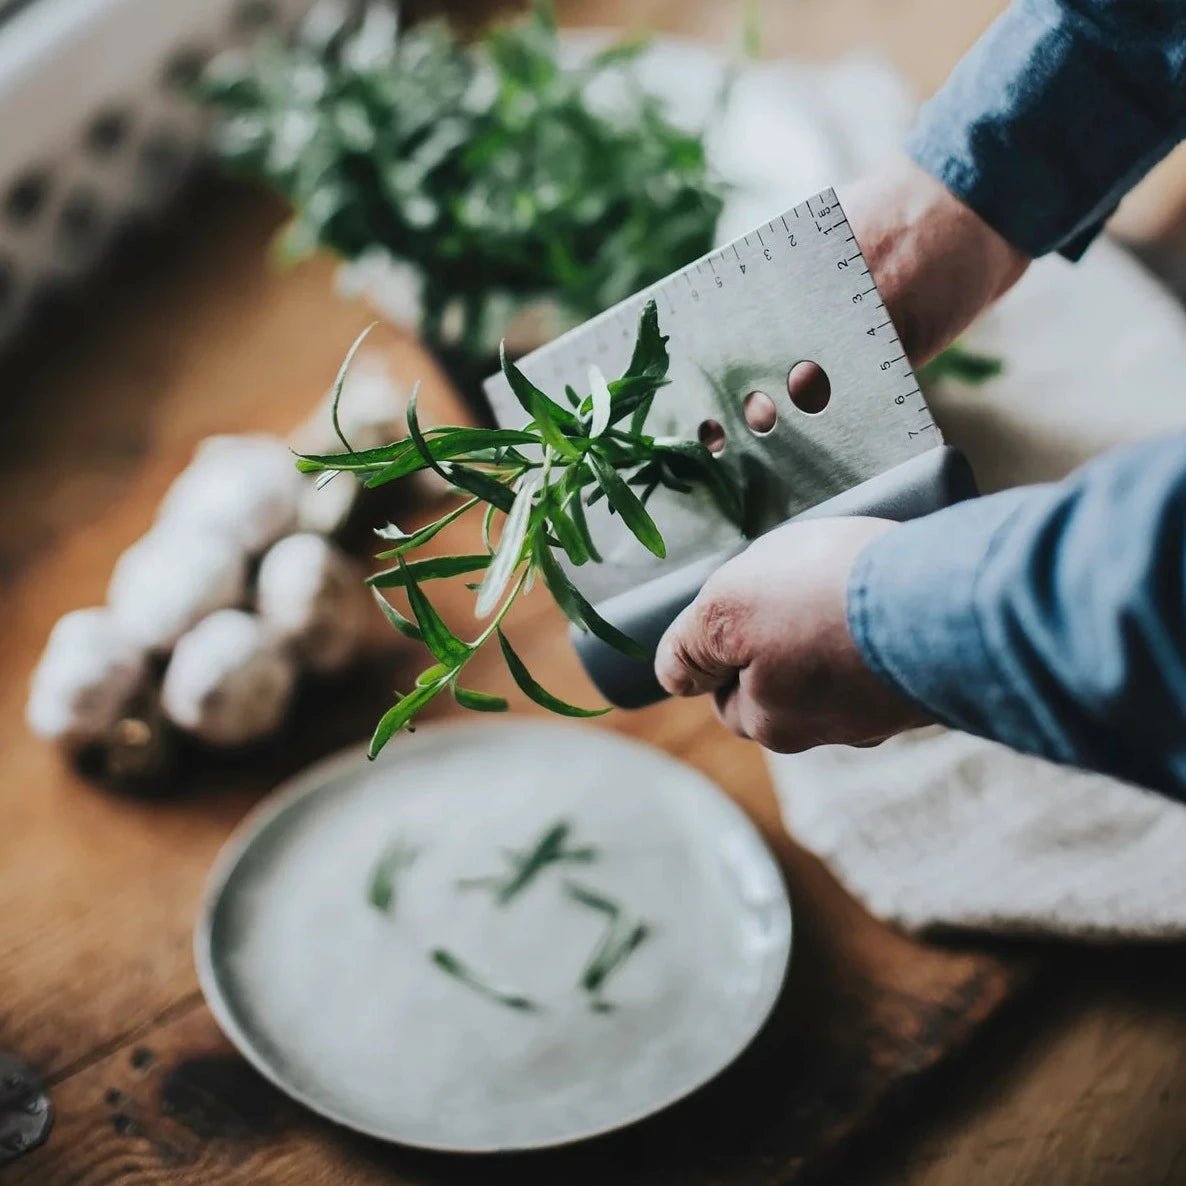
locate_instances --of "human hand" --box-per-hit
[842,156,1030,365]
[654,517,931,752]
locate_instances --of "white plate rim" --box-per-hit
[194,717,793,1153]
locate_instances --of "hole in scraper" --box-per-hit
[786,361,831,415]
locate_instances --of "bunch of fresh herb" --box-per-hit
[196,2,724,386]
[298,299,744,757]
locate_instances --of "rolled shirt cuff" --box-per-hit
[906,0,1186,260]
[846,485,1067,758]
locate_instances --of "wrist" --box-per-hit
[840,157,1030,365]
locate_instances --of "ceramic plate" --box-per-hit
[196,719,791,1152]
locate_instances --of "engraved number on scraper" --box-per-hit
[499,188,934,444]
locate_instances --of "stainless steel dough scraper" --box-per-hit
[483,187,976,708]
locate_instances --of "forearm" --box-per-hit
[847,1,1186,368]
[849,434,1186,797]
[841,158,1029,366]
[907,0,1186,260]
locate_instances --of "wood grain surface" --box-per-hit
[4,3,1186,1185]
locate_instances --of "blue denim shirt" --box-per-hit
[849,0,1186,795]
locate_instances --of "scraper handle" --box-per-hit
[573,446,978,709]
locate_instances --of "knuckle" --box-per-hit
[696,591,742,660]
[669,635,706,685]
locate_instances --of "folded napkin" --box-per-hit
[771,729,1186,940]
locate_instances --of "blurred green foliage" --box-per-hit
[198,2,724,375]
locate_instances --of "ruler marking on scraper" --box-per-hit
[484,187,941,530]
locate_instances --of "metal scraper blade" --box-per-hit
[482,186,940,606]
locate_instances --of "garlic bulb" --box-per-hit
[108,526,247,652]
[161,610,297,747]
[256,533,368,673]
[157,434,304,554]
[26,608,149,749]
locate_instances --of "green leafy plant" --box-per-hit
[197,2,724,389]
[298,299,744,757]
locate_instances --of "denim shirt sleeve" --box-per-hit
[907,0,1186,260]
[848,433,1186,798]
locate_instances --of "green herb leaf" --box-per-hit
[329,322,378,454]
[416,662,454,687]
[475,473,540,618]
[369,554,493,588]
[444,463,517,513]
[371,587,423,642]
[359,430,538,487]
[499,342,580,455]
[405,381,448,479]
[369,682,447,757]
[374,497,482,559]
[460,820,598,905]
[583,919,650,994]
[545,489,589,565]
[587,365,612,438]
[567,485,602,563]
[564,880,621,917]
[398,556,471,667]
[430,948,538,1012]
[588,453,667,558]
[497,629,610,717]
[536,544,650,659]
[453,686,510,712]
[919,343,1004,387]
[368,840,418,913]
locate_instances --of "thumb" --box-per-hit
[654,592,748,698]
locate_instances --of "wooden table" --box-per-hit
[4,3,1186,1184]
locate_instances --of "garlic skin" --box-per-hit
[157,434,304,554]
[26,608,149,749]
[161,610,297,747]
[297,473,362,537]
[108,526,247,652]
[256,533,368,673]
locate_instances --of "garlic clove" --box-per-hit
[161,609,297,747]
[107,526,248,653]
[157,434,304,555]
[256,533,368,673]
[27,608,149,749]
[296,471,362,537]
